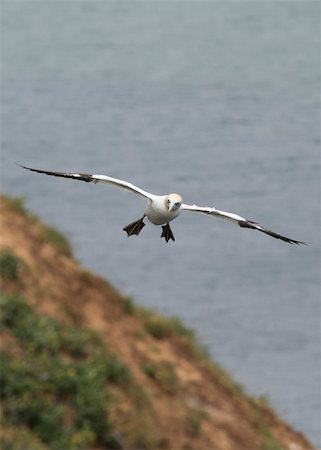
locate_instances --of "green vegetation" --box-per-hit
[142,360,179,394]
[122,383,163,450]
[0,424,49,450]
[185,409,208,438]
[3,194,38,225]
[143,312,210,361]
[4,195,28,215]
[3,194,73,258]
[144,314,194,340]
[0,250,22,281]
[41,224,73,257]
[0,294,130,450]
[258,420,287,450]
[121,296,136,315]
[247,398,286,450]
[209,361,245,397]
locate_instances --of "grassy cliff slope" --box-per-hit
[0,194,315,450]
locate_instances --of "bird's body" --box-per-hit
[20,165,306,245]
[145,194,182,225]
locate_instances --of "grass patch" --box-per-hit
[248,396,286,450]
[185,409,208,438]
[0,249,22,281]
[122,382,163,449]
[259,421,287,450]
[0,422,49,450]
[2,194,72,257]
[255,395,271,408]
[144,314,194,340]
[0,294,130,449]
[142,360,179,394]
[209,360,245,397]
[3,194,38,224]
[78,269,96,285]
[41,224,73,257]
[121,296,136,315]
[143,312,210,362]
[4,195,28,215]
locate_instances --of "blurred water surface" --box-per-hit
[1,2,320,445]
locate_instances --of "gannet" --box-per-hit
[20,165,306,245]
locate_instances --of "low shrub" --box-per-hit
[5,195,27,215]
[41,224,73,257]
[142,360,179,394]
[121,296,135,315]
[144,314,194,340]
[0,424,47,450]
[0,250,21,281]
[210,361,244,397]
[3,195,72,257]
[0,294,128,449]
[185,409,208,438]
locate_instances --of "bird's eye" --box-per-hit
[175,202,180,207]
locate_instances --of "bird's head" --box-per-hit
[166,193,183,212]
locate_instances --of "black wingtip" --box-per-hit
[17,163,33,171]
[239,220,308,246]
[296,240,310,246]
[18,164,42,175]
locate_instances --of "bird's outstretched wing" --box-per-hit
[19,165,154,200]
[182,203,306,245]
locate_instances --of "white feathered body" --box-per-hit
[145,195,182,225]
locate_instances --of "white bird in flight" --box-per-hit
[20,165,306,245]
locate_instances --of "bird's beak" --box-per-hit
[168,202,174,212]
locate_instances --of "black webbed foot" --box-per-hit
[161,223,175,242]
[123,216,146,237]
